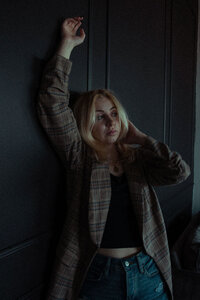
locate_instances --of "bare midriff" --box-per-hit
[97,247,143,259]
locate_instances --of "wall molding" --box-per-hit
[192,0,200,214]
[0,230,54,260]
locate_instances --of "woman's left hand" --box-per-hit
[121,120,148,145]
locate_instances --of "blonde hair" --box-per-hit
[73,89,133,161]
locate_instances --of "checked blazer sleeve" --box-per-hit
[136,135,191,186]
[36,54,83,168]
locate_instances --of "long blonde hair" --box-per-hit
[73,89,133,161]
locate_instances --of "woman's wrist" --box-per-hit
[56,39,74,59]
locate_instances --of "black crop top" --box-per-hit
[100,173,143,248]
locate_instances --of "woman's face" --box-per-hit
[92,96,121,145]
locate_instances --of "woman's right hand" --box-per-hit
[61,16,86,48]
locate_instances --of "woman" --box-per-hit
[36,17,191,300]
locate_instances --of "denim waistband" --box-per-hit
[94,249,150,268]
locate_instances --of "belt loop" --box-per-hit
[136,252,144,274]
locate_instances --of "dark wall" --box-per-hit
[1,0,197,298]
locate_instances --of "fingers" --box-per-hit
[64,16,83,25]
[74,16,83,20]
[63,17,83,33]
[79,28,86,38]
[61,16,86,43]
[73,20,82,32]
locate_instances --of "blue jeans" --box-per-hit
[78,250,169,300]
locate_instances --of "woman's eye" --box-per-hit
[112,112,118,117]
[97,115,104,120]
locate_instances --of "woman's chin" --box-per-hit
[104,138,119,146]
[95,136,119,147]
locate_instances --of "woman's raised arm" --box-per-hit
[36,17,86,169]
[123,121,191,186]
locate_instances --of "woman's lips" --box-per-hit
[107,130,117,135]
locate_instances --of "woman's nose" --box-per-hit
[106,115,114,126]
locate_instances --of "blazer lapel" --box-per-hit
[88,160,111,247]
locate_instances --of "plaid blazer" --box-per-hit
[36,54,191,300]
